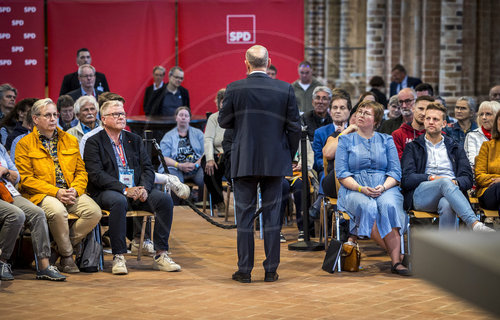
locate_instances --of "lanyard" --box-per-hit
[114,142,127,168]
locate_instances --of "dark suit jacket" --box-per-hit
[84,129,155,198]
[67,87,104,102]
[145,84,190,116]
[59,71,109,96]
[218,72,301,178]
[143,83,165,115]
[389,76,422,96]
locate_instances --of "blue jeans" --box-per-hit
[413,179,477,229]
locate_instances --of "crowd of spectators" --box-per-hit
[1,52,499,282]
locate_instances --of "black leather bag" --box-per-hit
[322,239,342,273]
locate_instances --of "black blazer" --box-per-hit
[59,71,110,96]
[84,129,155,198]
[389,76,422,96]
[218,72,301,178]
[146,84,190,116]
[143,83,166,115]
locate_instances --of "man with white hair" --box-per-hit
[301,86,333,141]
[67,64,105,101]
[67,95,100,142]
[219,45,301,283]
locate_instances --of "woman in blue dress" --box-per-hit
[335,101,409,276]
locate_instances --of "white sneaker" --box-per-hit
[472,222,495,232]
[153,252,181,272]
[130,239,155,256]
[156,173,190,199]
[112,254,128,275]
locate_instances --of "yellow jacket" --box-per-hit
[15,127,88,205]
[475,139,500,198]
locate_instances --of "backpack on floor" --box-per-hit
[76,230,102,273]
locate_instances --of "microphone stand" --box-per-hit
[288,127,324,251]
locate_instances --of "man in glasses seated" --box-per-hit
[84,100,181,275]
[15,98,102,274]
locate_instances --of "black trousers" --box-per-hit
[479,183,500,214]
[233,176,282,274]
[95,189,173,255]
[201,155,226,205]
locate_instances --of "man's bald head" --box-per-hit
[489,85,500,102]
[245,45,269,69]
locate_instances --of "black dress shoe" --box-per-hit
[264,271,279,282]
[391,262,411,277]
[232,271,251,283]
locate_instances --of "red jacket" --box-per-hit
[392,122,425,159]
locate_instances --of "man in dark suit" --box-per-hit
[84,100,180,275]
[67,64,104,102]
[389,64,422,97]
[143,65,166,115]
[219,45,301,283]
[59,48,109,96]
[146,66,190,116]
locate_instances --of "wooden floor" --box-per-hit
[0,206,495,320]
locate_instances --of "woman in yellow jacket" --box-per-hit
[15,98,101,273]
[475,110,500,215]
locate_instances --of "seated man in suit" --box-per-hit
[401,102,493,232]
[84,100,181,275]
[389,64,422,97]
[16,98,102,273]
[59,48,109,96]
[67,64,105,102]
[143,66,166,115]
[147,66,190,116]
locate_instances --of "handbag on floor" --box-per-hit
[341,242,361,272]
[322,239,342,273]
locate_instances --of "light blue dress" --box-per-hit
[335,132,407,238]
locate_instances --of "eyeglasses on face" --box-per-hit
[37,112,59,119]
[398,99,414,105]
[103,112,126,119]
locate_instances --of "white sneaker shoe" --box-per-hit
[112,254,128,275]
[156,173,190,199]
[130,239,155,256]
[472,222,495,232]
[153,252,181,272]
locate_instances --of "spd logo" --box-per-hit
[226,15,255,44]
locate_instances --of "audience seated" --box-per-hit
[56,95,77,131]
[335,101,409,276]
[389,64,422,96]
[443,96,477,146]
[322,112,358,199]
[160,106,204,203]
[378,88,416,135]
[312,88,351,175]
[464,101,500,168]
[0,83,17,120]
[350,91,376,116]
[9,106,34,164]
[15,98,102,273]
[368,76,387,108]
[475,110,500,214]
[415,82,434,97]
[67,64,105,102]
[67,96,100,142]
[489,85,500,103]
[392,95,432,159]
[2,98,35,149]
[147,66,190,116]
[59,48,109,96]
[401,103,493,232]
[383,95,401,120]
[0,143,66,281]
[201,89,227,216]
[266,64,277,79]
[291,61,322,113]
[143,66,166,115]
[301,86,333,141]
[84,100,180,275]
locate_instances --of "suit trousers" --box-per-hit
[95,189,173,255]
[40,194,101,257]
[233,176,282,274]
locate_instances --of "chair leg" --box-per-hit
[202,184,208,214]
[94,224,104,271]
[335,211,342,273]
[138,216,147,261]
[323,199,328,249]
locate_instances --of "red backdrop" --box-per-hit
[178,0,304,115]
[47,0,304,116]
[47,0,176,115]
[0,0,45,99]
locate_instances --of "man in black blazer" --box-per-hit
[219,45,301,283]
[67,64,104,102]
[59,48,109,96]
[143,65,166,115]
[389,64,422,97]
[84,100,180,275]
[145,66,190,116]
